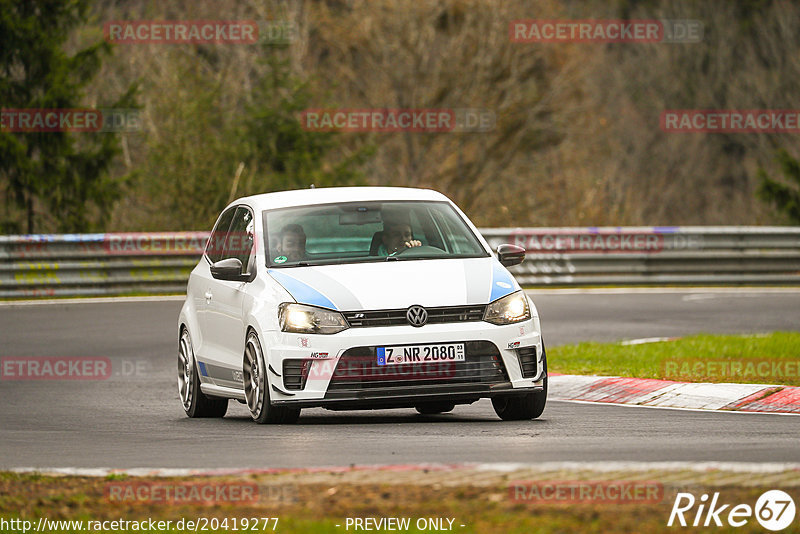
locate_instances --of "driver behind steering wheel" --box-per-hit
[378,215,422,256]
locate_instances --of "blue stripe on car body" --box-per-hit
[274,268,363,310]
[268,269,338,310]
[489,261,518,302]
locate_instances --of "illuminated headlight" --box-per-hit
[278,303,349,334]
[483,291,531,325]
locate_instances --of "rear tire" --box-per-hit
[415,402,455,415]
[178,328,228,418]
[492,343,547,421]
[243,331,300,424]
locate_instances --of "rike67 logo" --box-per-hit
[668,490,796,531]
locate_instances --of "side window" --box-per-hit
[222,207,255,273]
[206,207,236,264]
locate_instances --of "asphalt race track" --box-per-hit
[1,290,799,469]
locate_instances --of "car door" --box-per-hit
[194,206,236,368]
[204,206,255,384]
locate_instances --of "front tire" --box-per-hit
[178,328,228,418]
[492,343,547,421]
[243,331,300,424]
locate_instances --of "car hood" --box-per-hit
[267,257,519,311]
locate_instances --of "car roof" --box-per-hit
[234,186,450,211]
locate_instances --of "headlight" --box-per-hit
[278,303,349,334]
[483,291,531,325]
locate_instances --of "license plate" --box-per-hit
[376,343,465,366]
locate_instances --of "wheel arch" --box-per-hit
[243,323,278,393]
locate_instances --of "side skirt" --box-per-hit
[200,383,246,401]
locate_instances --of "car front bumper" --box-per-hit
[264,317,545,409]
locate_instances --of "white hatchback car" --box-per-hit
[178,187,546,423]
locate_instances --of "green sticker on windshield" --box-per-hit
[275,255,288,264]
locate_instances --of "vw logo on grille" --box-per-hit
[406,305,428,327]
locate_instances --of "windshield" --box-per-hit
[264,200,488,267]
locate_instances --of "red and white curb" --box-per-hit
[549,374,800,414]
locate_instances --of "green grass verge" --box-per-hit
[548,332,800,386]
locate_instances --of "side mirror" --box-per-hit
[497,244,525,267]
[210,258,248,281]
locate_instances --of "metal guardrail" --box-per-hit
[483,226,800,286]
[0,233,207,298]
[1,227,799,298]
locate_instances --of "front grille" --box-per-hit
[283,359,309,390]
[326,341,507,391]
[343,305,487,328]
[517,347,538,378]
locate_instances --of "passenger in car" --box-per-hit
[276,224,307,262]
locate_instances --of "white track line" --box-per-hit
[6,462,800,477]
[0,295,185,306]
[473,461,800,473]
[525,287,800,295]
